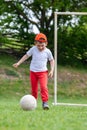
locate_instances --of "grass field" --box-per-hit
[0,53,87,130]
[0,97,87,130]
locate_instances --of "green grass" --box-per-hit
[0,98,87,130]
[0,53,87,130]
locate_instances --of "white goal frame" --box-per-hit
[53,12,87,106]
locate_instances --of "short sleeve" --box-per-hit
[26,47,34,57]
[47,49,54,61]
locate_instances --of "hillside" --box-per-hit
[0,53,87,99]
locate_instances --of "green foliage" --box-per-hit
[0,33,10,46]
[58,24,87,66]
[0,0,87,65]
[0,0,87,36]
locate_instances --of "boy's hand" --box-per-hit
[48,70,54,78]
[13,63,19,68]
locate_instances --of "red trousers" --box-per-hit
[30,71,49,102]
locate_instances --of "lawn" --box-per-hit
[0,97,87,130]
[0,53,87,130]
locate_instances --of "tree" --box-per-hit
[0,0,87,65]
[0,0,87,40]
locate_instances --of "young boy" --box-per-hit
[13,33,54,110]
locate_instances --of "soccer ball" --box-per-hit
[20,94,37,111]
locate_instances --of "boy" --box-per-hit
[13,33,54,110]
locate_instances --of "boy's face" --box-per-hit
[36,42,47,51]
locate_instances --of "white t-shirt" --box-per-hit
[26,46,54,72]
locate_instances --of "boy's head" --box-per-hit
[34,33,48,51]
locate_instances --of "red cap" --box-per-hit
[35,33,47,43]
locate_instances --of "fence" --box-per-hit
[0,38,29,55]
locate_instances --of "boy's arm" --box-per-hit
[13,54,29,68]
[48,59,54,78]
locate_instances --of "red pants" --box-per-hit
[30,71,49,102]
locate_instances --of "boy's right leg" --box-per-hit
[30,71,38,99]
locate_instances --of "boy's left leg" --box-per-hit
[38,71,49,109]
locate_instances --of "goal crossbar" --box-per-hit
[55,12,87,15]
[53,12,87,106]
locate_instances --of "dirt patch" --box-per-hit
[0,67,87,88]
[0,68,22,80]
[58,69,87,88]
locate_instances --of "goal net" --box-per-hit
[53,12,87,106]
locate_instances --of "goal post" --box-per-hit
[53,12,87,106]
